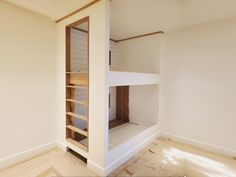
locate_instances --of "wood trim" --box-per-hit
[110,39,118,43]
[109,50,111,66]
[72,27,117,42]
[67,138,88,151]
[66,16,89,28]
[72,27,163,43]
[87,17,90,152]
[116,86,129,122]
[73,27,88,33]
[109,119,126,129]
[66,125,88,137]
[56,0,101,23]
[116,31,164,43]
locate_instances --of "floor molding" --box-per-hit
[87,131,161,176]
[104,131,161,176]
[87,160,105,176]
[0,140,56,170]
[160,132,236,158]
[56,140,67,151]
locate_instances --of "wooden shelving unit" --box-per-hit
[65,17,89,152]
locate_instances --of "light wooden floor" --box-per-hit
[0,138,236,177]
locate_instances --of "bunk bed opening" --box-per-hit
[108,0,161,150]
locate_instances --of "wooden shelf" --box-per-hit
[66,85,88,89]
[66,112,87,121]
[66,99,87,105]
[66,125,88,137]
[69,73,88,86]
[66,71,88,74]
[67,138,88,151]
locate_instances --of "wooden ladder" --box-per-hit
[66,73,89,152]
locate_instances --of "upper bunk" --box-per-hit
[108,71,160,87]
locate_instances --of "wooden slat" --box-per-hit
[70,73,88,86]
[66,112,87,121]
[66,125,88,137]
[66,71,88,74]
[66,85,88,89]
[66,99,87,105]
[67,138,88,151]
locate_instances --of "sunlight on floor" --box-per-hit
[163,148,236,177]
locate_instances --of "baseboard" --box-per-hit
[0,140,56,170]
[160,132,236,158]
[56,140,67,151]
[87,131,160,176]
[104,131,161,176]
[87,160,105,176]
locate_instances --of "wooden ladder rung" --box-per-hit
[66,71,88,74]
[66,125,88,137]
[66,112,87,121]
[66,99,87,105]
[67,138,88,151]
[66,85,88,89]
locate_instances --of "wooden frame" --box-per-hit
[65,16,90,152]
[114,31,164,43]
[109,86,130,129]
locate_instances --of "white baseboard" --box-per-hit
[160,132,236,158]
[104,131,161,176]
[87,131,160,176]
[0,141,56,170]
[56,140,67,151]
[87,160,105,176]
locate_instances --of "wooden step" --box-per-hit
[66,99,87,105]
[70,75,88,85]
[67,138,88,151]
[66,112,87,121]
[66,71,88,74]
[66,85,88,89]
[66,125,88,137]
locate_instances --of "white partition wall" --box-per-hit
[106,1,163,173]
[56,0,110,175]
[57,0,162,175]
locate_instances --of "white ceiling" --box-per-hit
[110,0,236,39]
[4,0,236,39]
[5,0,94,20]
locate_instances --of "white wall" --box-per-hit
[57,0,110,174]
[116,35,161,74]
[130,85,159,126]
[0,1,56,161]
[161,18,236,155]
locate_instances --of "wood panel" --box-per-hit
[116,86,130,122]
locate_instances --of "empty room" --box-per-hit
[0,0,235,177]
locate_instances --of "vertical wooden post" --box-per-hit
[116,86,129,122]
